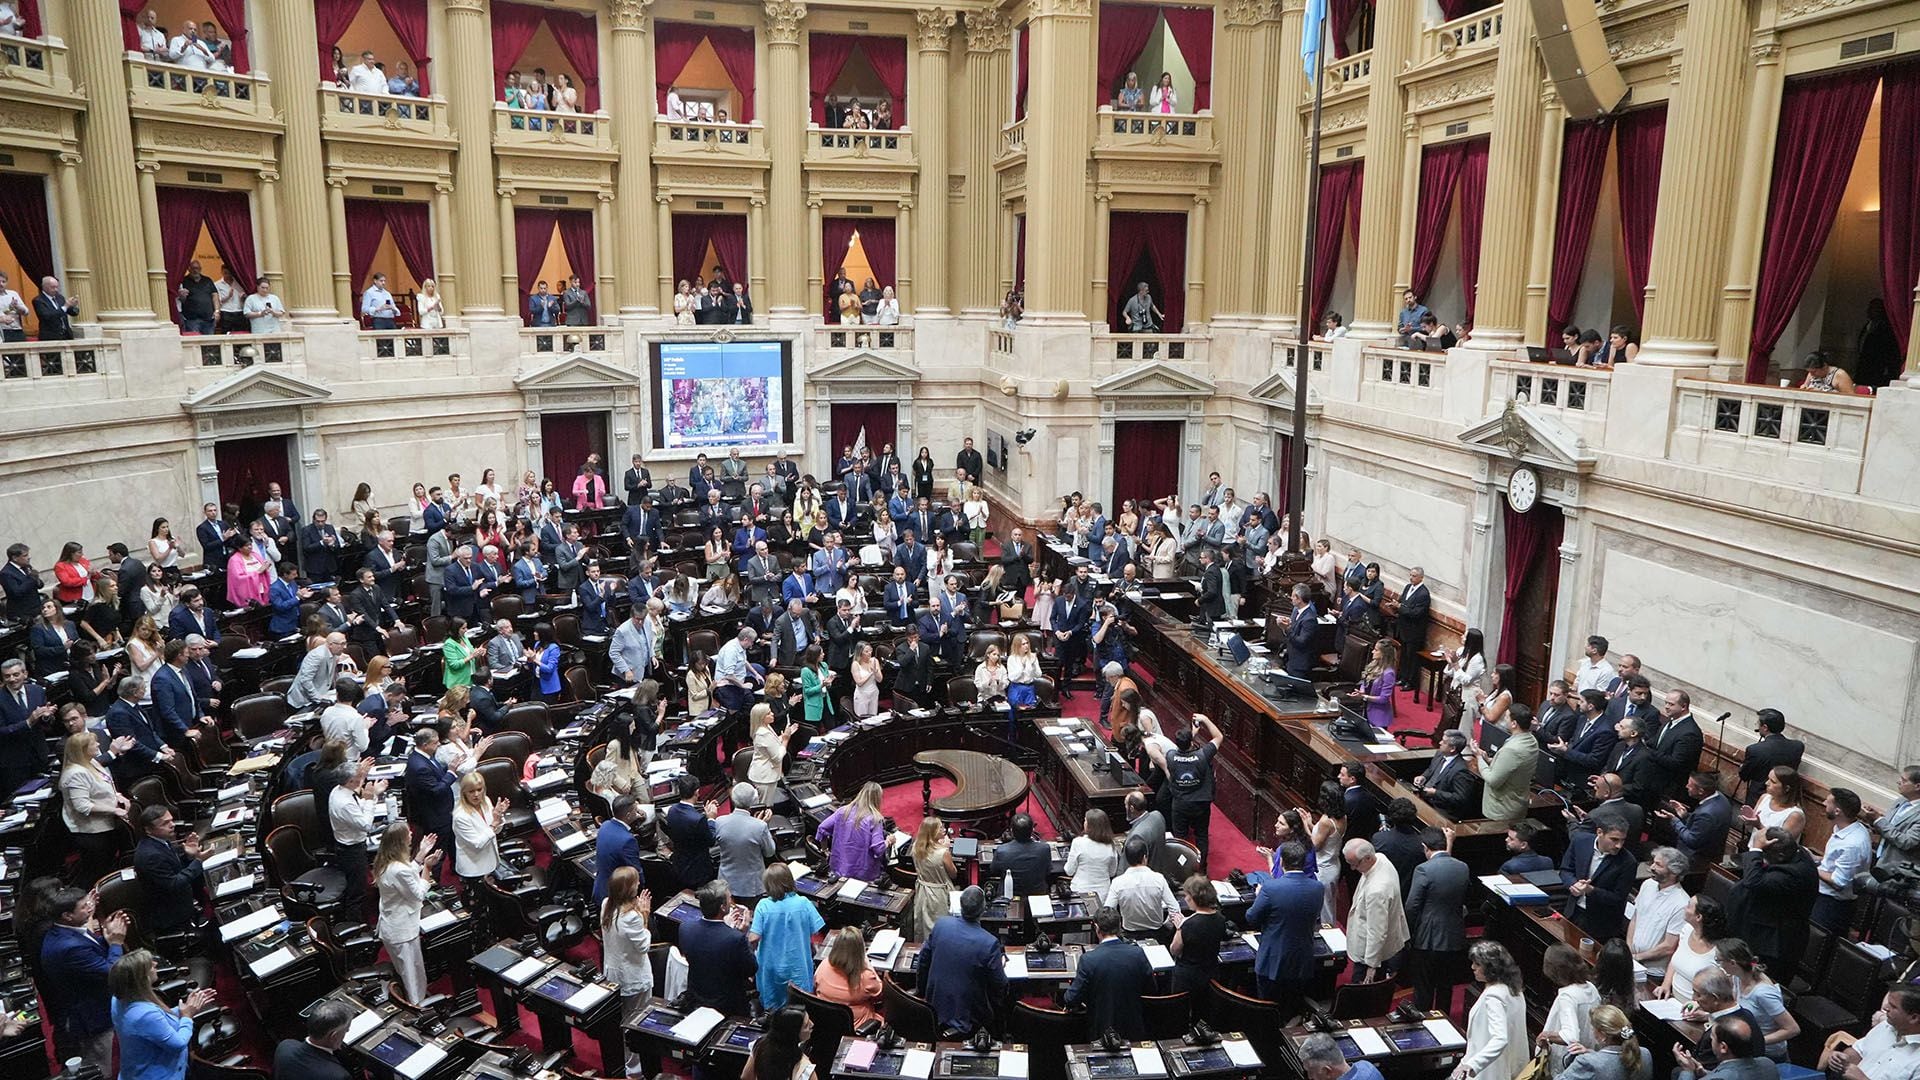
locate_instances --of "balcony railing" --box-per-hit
[0,33,73,97]
[1106,333,1207,364]
[185,333,303,369]
[1329,50,1371,92]
[1000,118,1027,156]
[654,118,764,159]
[358,328,467,361]
[495,104,614,152]
[126,57,273,120]
[991,329,1016,359]
[1095,108,1213,149]
[319,85,445,138]
[521,326,622,359]
[0,339,110,382]
[1672,379,1872,492]
[814,323,914,354]
[1422,8,1503,62]
[807,125,915,163]
[1492,358,1609,439]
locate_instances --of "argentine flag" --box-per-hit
[1302,0,1328,84]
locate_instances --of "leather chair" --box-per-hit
[1141,991,1191,1039]
[563,665,595,705]
[265,824,349,918]
[788,983,858,1068]
[1033,676,1058,708]
[945,677,977,706]
[269,790,331,853]
[501,702,556,747]
[385,979,497,1042]
[1008,1001,1077,1080]
[1792,939,1888,1048]
[260,675,296,698]
[478,876,539,939]
[968,632,1007,661]
[552,613,581,649]
[1209,980,1287,1062]
[186,1053,269,1080]
[880,973,940,1044]
[490,594,525,622]
[385,624,421,656]
[476,758,539,837]
[305,916,387,989]
[688,629,721,659]
[1156,839,1203,885]
[1331,977,1397,1020]
[486,730,535,775]
[420,615,450,645]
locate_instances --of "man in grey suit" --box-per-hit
[550,525,585,593]
[1123,791,1166,868]
[425,527,454,616]
[1680,1015,1778,1080]
[487,619,529,673]
[771,599,821,669]
[1404,827,1470,1013]
[287,633,344,711]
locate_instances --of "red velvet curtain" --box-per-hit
[1096,5,1161,107]
[831,403,896,461]
[314,0,365,79]
[822,217,860,316]
[343,199,390,305]
[544,9,602,111]
[1544,119,1613,338]
[556,210,596,319]
[706,27,758,122]
[1106,212,1150,330]
[1457,138,1491,325]
[1112,421,1183,509]
[1496,503,1563,668]
[1614,104,1666,326]
[1309,161,1362,330]
[203,0,250,72]
[381,200,435,284]
[708,215,749,296]
[1746,68,1881,382]
[1160,7,1213,110]
[17,0,40,39]
[807,34,863,125]
[119,0,146,51]
[860,218,898,294]
[214,435,292,513]
[541,412,606,493]
[1141,212,1187,332]
[157,188,209,328]
[200,191,259,293]
[1016,27,1030,119]
[0,173,54,289]
[864,37,909,125]
[1438,0,1492,19]
[376,0,431,93]
[655,23,707,113]
[515,208,559,321]
[490,1,546,102]
[1883,64,1920,356]
[672,213,713,289]
[1408,143,1466,300]
[1329,0,1363,59]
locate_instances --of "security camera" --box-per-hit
[1014,429,1036,446]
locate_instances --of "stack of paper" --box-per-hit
[1477,875,1551,904]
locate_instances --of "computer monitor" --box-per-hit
[1223,633,1251,665]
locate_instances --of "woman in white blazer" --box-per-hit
[60,731,129,884]
[1454,941,1531,1080]
[451,771,504,885]
[376,823,441,1003]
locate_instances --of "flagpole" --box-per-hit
[1285,9,1330,558]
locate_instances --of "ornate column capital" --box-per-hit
[134,160,161,175]
[806,195,825,209]
[1221,0,1278,28]
[597,189,616,203]
[444,0,485,12]
[764,1,808,46]
[964,9,1011,53]
[1750,35,1782,64]
[915,9,957,53]
[899,196,915,211]
[257,168,280,184]
[435,181,455,195]
[609,0,654,32]
[324,175,348,189]
[58,151,83,168]
[655,193,673,205]
[1030,0,1092,19]
[1191,193,1211,207]
[1093,191,1113,203]
[497,183,517,198]
[750,194,768,208]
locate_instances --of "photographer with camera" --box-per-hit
[1725,825,1819,979]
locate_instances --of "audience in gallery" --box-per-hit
[0,431,1898,1079]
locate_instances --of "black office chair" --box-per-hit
[1141,991,1191,1039]
[1208,980,1288,1063]
[789,983,859,1068]
[1331,976,1398,1019]
[265,824,349,919]
[1008,1001,1076,1080]
[880,973,940,1043]
[1792,939,1889,1048]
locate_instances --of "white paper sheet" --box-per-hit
[202,847,240,871]
[220,905,282,942]
[1000,1051,1030,1078]
[671,1006,725,1043]
[503,956,550,985]
[1004,951,1028,979]
[1224,1040,1263,1067]
[1640,999,1686,1021]
[248,945,298,977]
[567,983,613,1011]
[1140,942,1174,970]
[1318,927,1348,952]
[837,877,869,900]
[1422,1018,1467,1047]
[214,873,255,898]
[1211,880,1239,903]
[420,908,459,933]
[1130,1046,1167,1076]
[1028,894,1054,918]
[1346,1029,1390,1057]
[900,1049,935,1079]
[344,1009,381,1045]
[396,1043,447,1079]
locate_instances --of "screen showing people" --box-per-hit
[653,340,790,450]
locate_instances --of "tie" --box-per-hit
[14,691,23,711]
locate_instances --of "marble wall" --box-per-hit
[1321,459,1473,593]
[323,423,526,518]
[0,445,196,562]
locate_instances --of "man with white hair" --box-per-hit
[715,783,776,905]
[365,529,406,603]
[288,633,346,711]
[1300,1033,1386,1080]
[714,627,760,718]
[443,545,480,621]
[608,605,652,684]
[486,618,529,673]
[1343,838,1410,982]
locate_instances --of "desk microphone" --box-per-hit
[1712,711,1733,768]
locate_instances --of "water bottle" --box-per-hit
[1001,870,1013,901]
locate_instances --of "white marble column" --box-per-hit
[1548,505,1582,679]
[1465,476,1502,645]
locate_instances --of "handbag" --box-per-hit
[1440,686,1465,729]
[1512,1050,1551,1080]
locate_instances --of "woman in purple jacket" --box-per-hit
[1347,639,1399,729]
[815,782,889,881]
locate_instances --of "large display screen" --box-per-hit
[650,339,792,451]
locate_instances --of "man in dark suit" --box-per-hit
[593,796,645,904]
[824,599,859,675]
[1282,583,1318,679]
[996,527,1033,602]
[195,502,240,566]
[1333,580,1372,655]
[1663,771,1735,866]
[882,566,917,625]
[1603,673,1659,730]
[1605,714,1662,815]
[261,501,298,560]
[1549,689,1618,790]
[1195,547,1228,624]
[1737,708,1804,805]
[1534,680,1578,746]
[1404,828,1470,1012]
[1065,906,1153,1040]
[1670,968,1760,1075]
[1394,568,1431,689]
[907,500,941,555]
[31,276,79,339]
[891,623,934,707]
[680,880,757,1017]
[442,548,479,622]
[1247,841,1324,1011]
[1648,689,1705,801]
[403,726,457,863]
[0,658,53,793]
[893,530,928,583]
[993,814,1052,895]
[622,456,652,506]
[1055,575,1094,695]
[133,805,206,933]
[39,888,127,1074]
[1686,1017,1776,1080]
[111,546,147,632]
[1,543,41,622]
[1725,830,1820,977]
[298,510,343,582]
[772,599,821,669]
[919,886,1008,1037]
[105,675,170,784]
[364,532,405,603]
[956,439,984,486]
[345,568,393,653]
[1559,817,1637,940]
[467,668,510,734]
[621,497,661,559]
[663,776,719,888]
[1412,732,1480,819]
[165,587,218,643]
[932,577,970,667]
[1339,763,1381,843]
[576,563,615,637]
[149,639,201,747]
[841,468,874,506]
[1566,771,1647,842]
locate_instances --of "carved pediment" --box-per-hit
[182,367,332,413]
[514,354,635,390]
[1458,400,1596,472]
[807,349,921,383]
[1248,368,1323,414]
[1091,359,1215,397]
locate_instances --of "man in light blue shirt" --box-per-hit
[360,273,399,329]
[527,281,560,327]
[714,627,759,717]
[1815,787,1873,933]
[608,607,651,684]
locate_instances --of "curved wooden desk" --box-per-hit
[912,748,1031,830]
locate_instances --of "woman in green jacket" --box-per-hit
[799,645,835,725]
[442,617,476,689]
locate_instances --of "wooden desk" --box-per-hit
[1279,1014,1466,1080]
[914,749,1031,830]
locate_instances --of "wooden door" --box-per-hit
[1510,505,1564,707]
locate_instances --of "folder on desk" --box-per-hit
[1346,1029,1391,1057]
[1422,1018,1467,1047]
